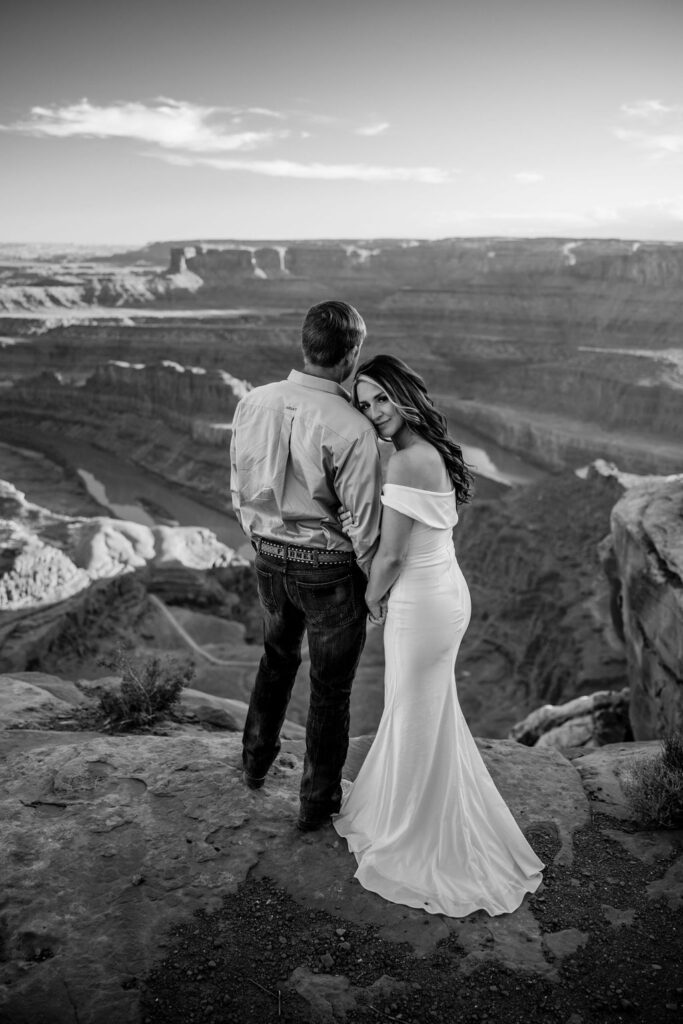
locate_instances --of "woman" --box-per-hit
[333,354,544,917]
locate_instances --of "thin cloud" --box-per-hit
[614,127,683,156]
[356,122,390,137]
[3,98,288,152]
[440,200,683,239]
[245,107,286,119]
[158,153,452,183]
[514,171,544,184]
[614,100,683,158]
[621,99,677,118]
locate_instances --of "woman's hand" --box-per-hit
[337,506,356,536]
[366,596,387,626]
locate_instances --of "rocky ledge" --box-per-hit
[0,675,681,1024]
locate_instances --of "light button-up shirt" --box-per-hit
[230,369,382,575]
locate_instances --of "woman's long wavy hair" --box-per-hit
[353,354,474,505]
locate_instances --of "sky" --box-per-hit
[1,0,683,246]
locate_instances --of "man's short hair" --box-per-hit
[301,300,366,367]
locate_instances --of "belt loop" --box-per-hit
[256,537,263,554]
[313,549,320,567]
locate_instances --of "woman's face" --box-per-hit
[355,378,405,440]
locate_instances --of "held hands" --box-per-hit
[339,508,386,624]
[366,596,388,626]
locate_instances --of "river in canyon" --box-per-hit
[0,419,545,551]
[0,304,546,536]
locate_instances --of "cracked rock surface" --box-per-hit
[0,677,681,1024]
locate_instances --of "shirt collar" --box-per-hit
[288,369,351,402]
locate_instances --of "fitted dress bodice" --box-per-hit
[381,483,458,568]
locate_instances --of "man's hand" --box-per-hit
[337,506,356,535]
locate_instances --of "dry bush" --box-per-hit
[98,646,195,732]
[622,733,683,828]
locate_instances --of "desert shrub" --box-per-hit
[98,646,195,732]
[622,733,683,828]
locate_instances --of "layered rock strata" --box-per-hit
[1,361,249,510]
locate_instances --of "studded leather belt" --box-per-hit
[254,536,355,565]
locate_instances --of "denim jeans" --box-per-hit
[243,552,367,823]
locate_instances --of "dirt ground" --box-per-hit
[140,813,683,1024]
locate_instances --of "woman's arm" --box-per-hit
[364,505,413,609]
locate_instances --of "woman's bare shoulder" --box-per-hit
[385,443,448,489]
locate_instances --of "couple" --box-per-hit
[230,300,543,918]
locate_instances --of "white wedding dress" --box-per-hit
[333,484,544,917]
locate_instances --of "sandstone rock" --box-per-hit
[447,904,556,978]
[0,675,75,729]
[603,827,681,866]
[602,905,636,927]
[285,966,414,1020]
[568,741,663,821]
[542,927,589,959]
[646,856,683,910]
[285,967,358,1019]
[0,484,247,675]
[0,728,566,1020]
[7,671,91,707]
[474,739,588,866]
[608,477,683,738]
[0,526,92,608]
[510,688,631,749]
[1,483,240,603]
[0,713,667,1024]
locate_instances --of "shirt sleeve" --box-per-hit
[333,428,383,576]
[229,401,246,534]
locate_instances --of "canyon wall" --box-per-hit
[454,471,628,735]
[2,237,682,476]
[604,477,683,739]
[1,362,247,509]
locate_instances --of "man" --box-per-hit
[230,299,383,831]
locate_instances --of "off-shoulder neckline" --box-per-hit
[383,483,455,496]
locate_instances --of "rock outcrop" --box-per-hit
[0,269,201,313]
[604,476,683,739]
[510,688,632,749]
[0,481,251,677]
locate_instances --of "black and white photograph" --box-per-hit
[1,1,682,1022]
